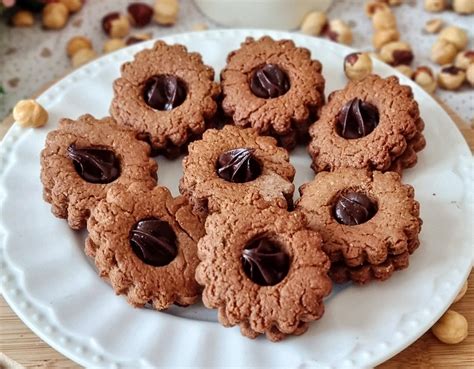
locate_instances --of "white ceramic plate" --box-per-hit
[0,30,473,369]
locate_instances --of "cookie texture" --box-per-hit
[40,114,157,230]
[196,201,332,341]
[110,41,221,157]
[296,169,421,284]
[86,183,204,309]
[309,75,425,173]
[179,125,295,217]
[221,36,325,149]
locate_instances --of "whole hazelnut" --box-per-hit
[191,23,208,32]
[13,99,49,128]
[454,50,474,70]
[154,0,179,26]
[453,281,468,303]
[11,10,35,27]
[424,18,444,34]
[466,64,474,86]
[431,39,458,65]
[326,19,353,45]
[364,1,390,17]
[71,48,97,68]
[413,66,437,93]
[102,13,130,38]
[126,33,152,45]
[424,0,446,12]
[372,9,397,31]
[372,28,400,50]
[395,65,414,78]
[103,38,126,53]
[452,0,474,14]
[438,65,466,90]
[127,3,154,28]
[432,310,468,344]
[388,0,403,5]
[344,52,373,81]
[66,36,92,58]
[438,26,468,51]
[379,41,414,66]
[59,0,83,13]
[300,11,327,36]
[42,2,69,30]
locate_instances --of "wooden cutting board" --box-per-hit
[0,83,472,368]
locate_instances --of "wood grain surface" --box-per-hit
[0,86,473,368]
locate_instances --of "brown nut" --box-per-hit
[395,65,414,78]
[431,39,458,65]
[454,51,474,70]
[42,2,69,30]
[379,41,414,66]
[388,0,403,5]
[424,0,446,12]
[453,0,474,14]
[372,28,400,49]
[127,2,154,28]
[326,19,353,45]
[413,66,437,93]
[66,36,92,58]
[191,23,209,32]
[300,11,327,36]
[438,26,468,51]
[154,0,179,26]
[365,1,390,17]
[424,18,444,34]
[344,52,373,81]
[466,64,474,86]
[13,100,49,128]
[11,10,35,27]
[125,33,152,45]
[454,281,468,303]
[71,48,97,68]
[102,13,130,38]
[438,65,466,90]
[372,9,397,31]
[432,310,468,344]
[103,38,126,53]
[59,0,83,13]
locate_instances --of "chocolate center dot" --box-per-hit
[241,237,290,286]
[336,98,379,139]
[333,191,377,226]
[67,144,120,184]
[216,147,262,183]
[143,74,187,111]
[250,64,290,99]
[129,217,178,267]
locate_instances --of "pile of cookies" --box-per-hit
[40,36,424,341]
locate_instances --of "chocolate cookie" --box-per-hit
[309,75,425,173]
[221,36,325,149]
[296,169,421,284]
[86,183,204,309]
[110,41,221,157]
[40,114,157,230]
[179,125,295,217]
[195,201,332,341]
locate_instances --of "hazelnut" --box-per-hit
[71,48,97,68]
[125,33,152,45]
[364,1,390,17]
[42,2,69,30]
[388,0,403,5]
[11,10,35,27]
[395,65,414,78]
[372,9,397,31]
[453,281,468,303]
[344,52,373,81]
[424,19,443,34]
[453,0,474,14]
[438,65,466,90]
[326,19,353,45]
[372,28,400,50]
[379,41,414,66]
[300,11,327,36]
[431,39,458,65]
[66,36,92,58]
[127,2,154,28]
[103,38,126,53]
[413,66,437,93]
[424,0,446,12]
[13,99,49,128]
[191,23,209,32]
[432,310,468,344]
[154,0,179,26]
[438,26,468,51]
[59,0,83,13]
[466,64,474,86]
[454,50,474,70]
[102,13,130,38]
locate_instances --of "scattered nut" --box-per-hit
[11,10,35,27]
[438,65,466,90]
[432,310,468,344]
[424,0,446,12]
[372,9,397,31]
[413,66,437,93]
[13,99,49,128]
[431,39,458,65]
[344,52,373,81]
[453,0,474,14]
[71,48,97,68]
[466,64,474,86]
[42,2,69,30]
[154,0,179,26]
[365,1,390,17]
[191,23,208,32]
[438,26,468,51]
[395,64,414,78]
[424,19,443,34]
[59,0,83,13]
[388,0,403,5]
[102,13,130,38]
[126,33,152,45]
[326,19,353,45]
[66,36,92,58]
[127,2,154,28]
[103,38,126,53]
[454,50,474,70]
[372,28,400,49]
[300,11,327,36]
[454,281,468,303]
[379,41,414,66]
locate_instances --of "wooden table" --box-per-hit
[0,93,473,368]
